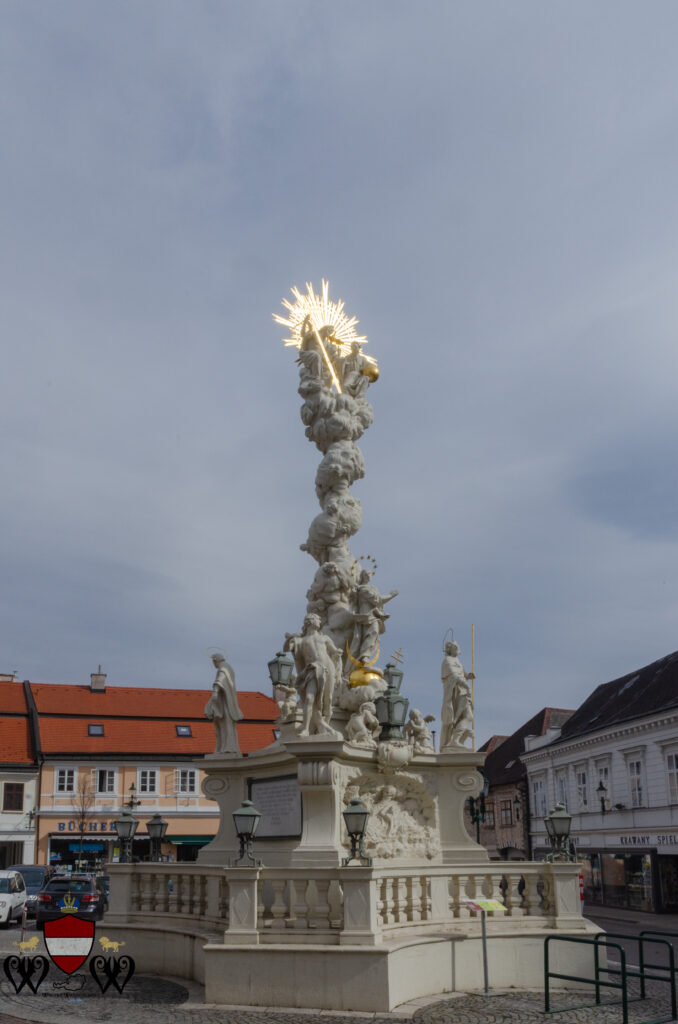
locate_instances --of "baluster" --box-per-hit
[218,876,229,921]
[196,873,207,917]
[268,878,288,930]
[522,872,541,917]
[130,871,141,912]
[482,871,505,917]
[391,877,403,923]
[167,872,178,914]
[305,879,319,928]
[313,877,331,929]
[328,879,344,929]
[456,873,475,919]
[286,878,307,929]
[420,875,432,920]
[504,872,525,917]
[376,877,388,927]
[538,870,552,915]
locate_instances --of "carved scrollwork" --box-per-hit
[298,761,334,787]
[202,776,229,798]
[451,770,483,795]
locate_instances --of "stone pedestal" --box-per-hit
[197,736,487,869]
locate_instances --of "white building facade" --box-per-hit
[522,651,678,914]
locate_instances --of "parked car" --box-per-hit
[36,873,107,930]
[0,870,27,927]
[7,864,54,918]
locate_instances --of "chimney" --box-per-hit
[90,665,107,692]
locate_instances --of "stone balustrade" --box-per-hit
[107,860,583,945]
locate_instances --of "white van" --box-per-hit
[0,870,27,927]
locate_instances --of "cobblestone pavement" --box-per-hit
[1,974,676,1024]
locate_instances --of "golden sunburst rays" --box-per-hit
[273,279,367,357]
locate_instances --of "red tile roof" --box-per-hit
[0,681,29,714]
[29,683,276,721]
[0,718,33,764]
[38,717,275,756]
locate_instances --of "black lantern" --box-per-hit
[342,798,372,866]
[267,651,294,688]
[232,800,263,867]
[374,663,409,741]
[513,794,521,822]
[597,779,607,815]
[544,802,574,861]
[146,813,168,862]
[113,809,138,863]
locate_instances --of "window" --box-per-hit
[177,769,196,794]
[576,767,588,809]
[138,769,157,794]
[175,725,192,737]
[532,776,547,817]
[96,769,115,794]
[56,768,75,793]
[668,753,678,804]
[88,724,104,736]
[2,782,24,812]
[485,804,495,827]
[500,800,512,826]
[629,759,644,808]
[555,771,568,810]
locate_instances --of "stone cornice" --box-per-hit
[520,711,678,765]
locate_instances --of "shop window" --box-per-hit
[532,777,547,817]
[88,724,104,736]
[2,782,24,812]
[56,769,75,793]
[667,753,678,804]
[96,769,115,794]
[176,725,192,737]
[485,804,495,827]
[629,759,644,808]
[176,769,197,794]
[500,800,512,826]
[139,769,157,794]
[576,767,588,809]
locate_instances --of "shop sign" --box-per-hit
[56,821,117,833]
[618,834,678,847]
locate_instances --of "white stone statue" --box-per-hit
[350,570,399,664]
[440,640,475,749]
[275,682,299,722]
[341,341,373,398]
[346,701,381,748]
[205,653,244,755]
[283,614,342,738]
[404,709,436,753]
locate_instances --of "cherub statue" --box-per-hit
[440,640,475,749]
[341,341,377,399]
[283,614,342,738]
[346,701,381,748]
[403,708,436,754]
[275,682,299,722]
[204,653,244,755]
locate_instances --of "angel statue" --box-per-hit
[440,639,475,749]
[403,709,436,754]
[350,569,399,665]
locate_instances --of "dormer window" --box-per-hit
[88,724,104,736]
[176,725,192,737]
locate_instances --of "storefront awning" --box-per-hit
[169,836,213,845]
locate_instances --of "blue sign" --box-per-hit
[67,842,104,851]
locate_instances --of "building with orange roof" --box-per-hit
[0,667,278,868]
[0,675,38,867]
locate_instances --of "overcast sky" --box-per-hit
[2,1,678,743]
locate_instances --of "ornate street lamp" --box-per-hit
[597,780,607,816]
[125,783,141,810]
[113,808,138,864]
[146,813,168,862]
[544,802,575,862]
[342,798,372,866]
[232,800,263,867]
[374,662,409,741]
[513,794,521,822]
[267,651,294,688]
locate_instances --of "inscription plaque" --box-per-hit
[249,775,302,839]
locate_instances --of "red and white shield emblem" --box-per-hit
[44,916,95,974]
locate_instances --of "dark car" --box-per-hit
[7,865,54,919]
[36,874,106,930]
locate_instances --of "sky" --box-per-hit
[2,1,678,744]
